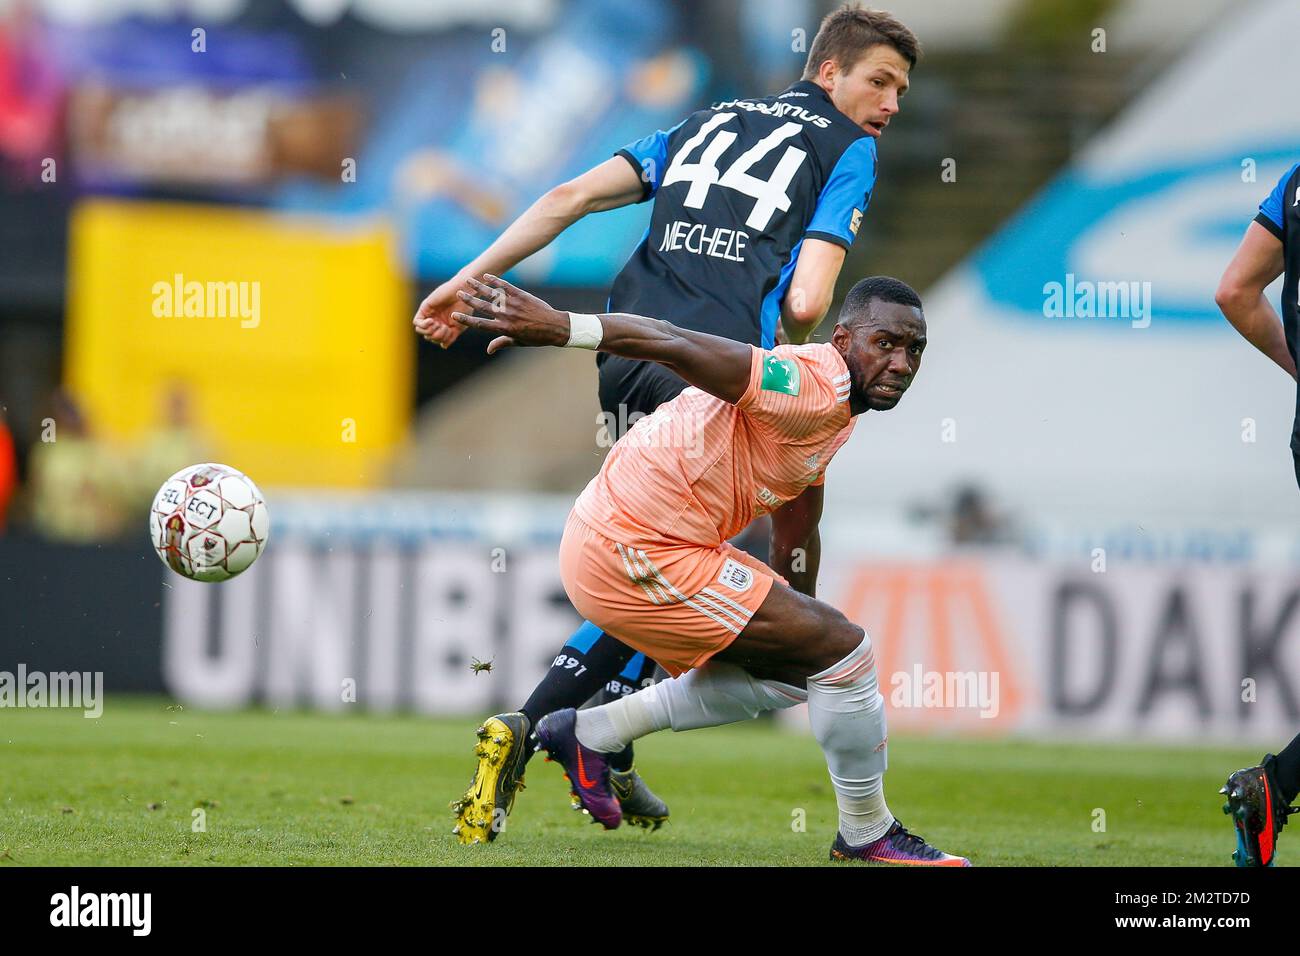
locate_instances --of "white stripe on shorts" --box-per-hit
[700,587,754,625]
[616,542,663,605]
[633,548,743,636]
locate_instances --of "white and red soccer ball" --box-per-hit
[149,463,270,582]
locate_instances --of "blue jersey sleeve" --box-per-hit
[1256,161,1299,239]
[615,119,686,204]
[804,136,877,248]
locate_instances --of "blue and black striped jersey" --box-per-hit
[607,80,877,351]
[1254,161,1300,452]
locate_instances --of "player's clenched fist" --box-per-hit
[412,275,469,348]
[451,275,572,354]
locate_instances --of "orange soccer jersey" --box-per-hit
[562,343,858,675]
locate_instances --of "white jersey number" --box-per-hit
[661,113,807,232]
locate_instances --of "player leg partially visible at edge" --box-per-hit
[416,5,921,844]
[451,272,969,865]
[1215,158,1300,866]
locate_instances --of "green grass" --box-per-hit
[0,696,1268,866]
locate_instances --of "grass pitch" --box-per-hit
[0,696,1266,866]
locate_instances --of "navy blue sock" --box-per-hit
[520,621,639,763]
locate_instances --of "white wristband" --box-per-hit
[566,312,604,349]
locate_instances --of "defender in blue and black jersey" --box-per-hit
[1252,163,1300,461]
[1220,160,1300,476]
[596,78,879,418]
[416,7,920,847]
[596,80,879,425]
[1215,160,1300,866]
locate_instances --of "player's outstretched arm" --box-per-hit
[1216,222,1296,380]
[414,158,646,348]
[450,274,753,404]
[770,483,824,597]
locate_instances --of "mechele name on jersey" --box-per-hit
[710,97,833,129]
[658,219,749,262]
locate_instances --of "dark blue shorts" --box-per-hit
[596,355,688,441]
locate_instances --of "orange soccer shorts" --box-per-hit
[558,510,784,677]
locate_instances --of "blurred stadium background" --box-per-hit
[2,0,1298,758]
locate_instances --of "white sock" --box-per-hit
[573,693,660,754]
[574,661,806,753]
[806,632,895,846]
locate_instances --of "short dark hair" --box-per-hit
[802,5,921,81]
[841,276,923,326]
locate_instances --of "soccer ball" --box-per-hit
[149,463,270,582]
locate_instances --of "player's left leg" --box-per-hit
[544,518,969,863]
[451,621,666,844]
[593,651,671,828]
[590,513,770,824]
[520,621,641,736]
[451,362,686,845]
[1221,737,1300,866]
[535,660,807,828]
[1278,731,1300,805]
[1221,452,1300,865]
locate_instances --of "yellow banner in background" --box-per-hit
[66,200,412,488]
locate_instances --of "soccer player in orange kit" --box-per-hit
[451,272,969,865]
